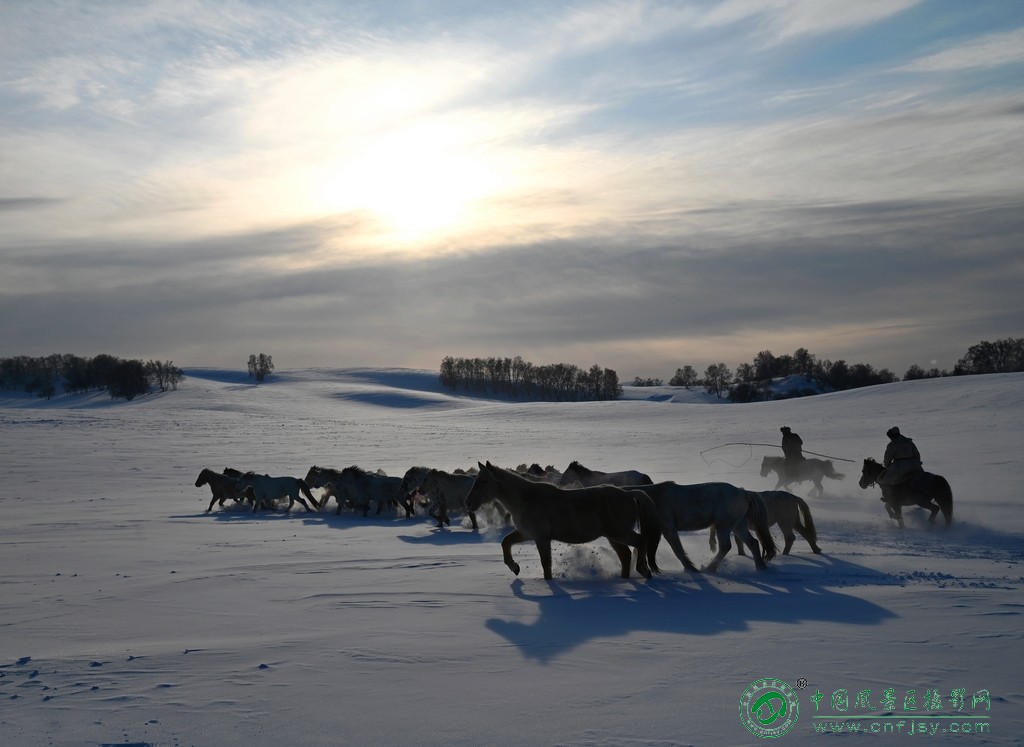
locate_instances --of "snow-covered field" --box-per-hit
[1,368,1021,746]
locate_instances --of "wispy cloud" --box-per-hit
[899,28,1024,72]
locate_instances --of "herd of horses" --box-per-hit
[195,454,953,581]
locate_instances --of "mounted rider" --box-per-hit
[878,426,923,487]
[780,426,804,479]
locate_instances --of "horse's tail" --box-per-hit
[793,494,817,546]
[934,475,954,527]
[745,491,777,563]
[825,460,845,480]
[633,492,662,575]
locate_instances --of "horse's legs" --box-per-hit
[608,540,633,578]
[468,510,478,531]
[885,502,905,528]
[733,531,747,556]
[500,529,529,576]
[207,494,218,512]
[923,500,940,526]
[705,526,732,572]
[794,519,821,554]
[780,523,796,555]
[812,478,823,498]
[662,529,700,572]
[535,537,554,580]
[732,524,766,570]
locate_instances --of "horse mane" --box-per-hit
[565,460,594,475]
[343,465,370,477]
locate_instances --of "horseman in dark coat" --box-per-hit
[780,426,804,479]
[878,426,923,487]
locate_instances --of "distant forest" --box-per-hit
[439,356,622,401]
[637,337,1024,402]
[0,353,184,401]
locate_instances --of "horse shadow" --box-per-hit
[485,555,899,662]
[396,528,493,546]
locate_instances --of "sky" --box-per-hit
[2,0,1023,380]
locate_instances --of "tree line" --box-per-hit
[0,353,184,401]
[644,337,1024,402]
[439,356,622,401]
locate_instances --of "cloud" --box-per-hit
[899,28,1024,72]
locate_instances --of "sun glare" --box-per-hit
[318,125,498,245]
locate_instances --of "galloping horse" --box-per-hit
[235,473,318,513]
[760,455,844,497]
[629,482,777,572]
[195,468,249,512]
[859,458,953,528]
[559,460,653,488]
[710,490,821,556]
[466,462,660,580]
[417,468,478,529]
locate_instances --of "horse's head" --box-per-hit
[858,458,881,489]
[304,465,323,486]
[195,469,209,487]
[759,456,772,478]
[465,462,504,512]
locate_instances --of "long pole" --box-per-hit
[699,442,855,463]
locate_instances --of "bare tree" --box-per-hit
[248,353,275,382]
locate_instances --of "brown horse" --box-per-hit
[465,462,660,580]
[859,458,953,528]
[559,460,653,487]
[195,468,249,512]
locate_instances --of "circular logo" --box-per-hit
[739,677,800,739]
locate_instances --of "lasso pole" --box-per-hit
[699,442,855,463]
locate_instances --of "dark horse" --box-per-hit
[859,458,953,528]
[465,461,661,580]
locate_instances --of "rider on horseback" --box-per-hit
[780,426,804,480]
[878,426,923,491]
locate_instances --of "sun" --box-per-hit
[318,125,497,244]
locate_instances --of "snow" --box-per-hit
[1,368,1021,746]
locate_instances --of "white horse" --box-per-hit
[235,473,318,513]
[760,455,844,498]
[710,489,821,556]
[417,468,479,528]
[629,482,777,573]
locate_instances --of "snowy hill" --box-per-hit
[1,368,1021,745]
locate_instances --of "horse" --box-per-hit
[709,490,821,556]
[859,458,953,528]
[396,465,432,509]
[559,460,653,488]
[333,466,413,518]
[195,468,250,512]
[417,468,479,529]
[516,463,563,481]
[235,473,318,513]
[465,462,660,580]
[627,482,777,572]
[760,455,844,497]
